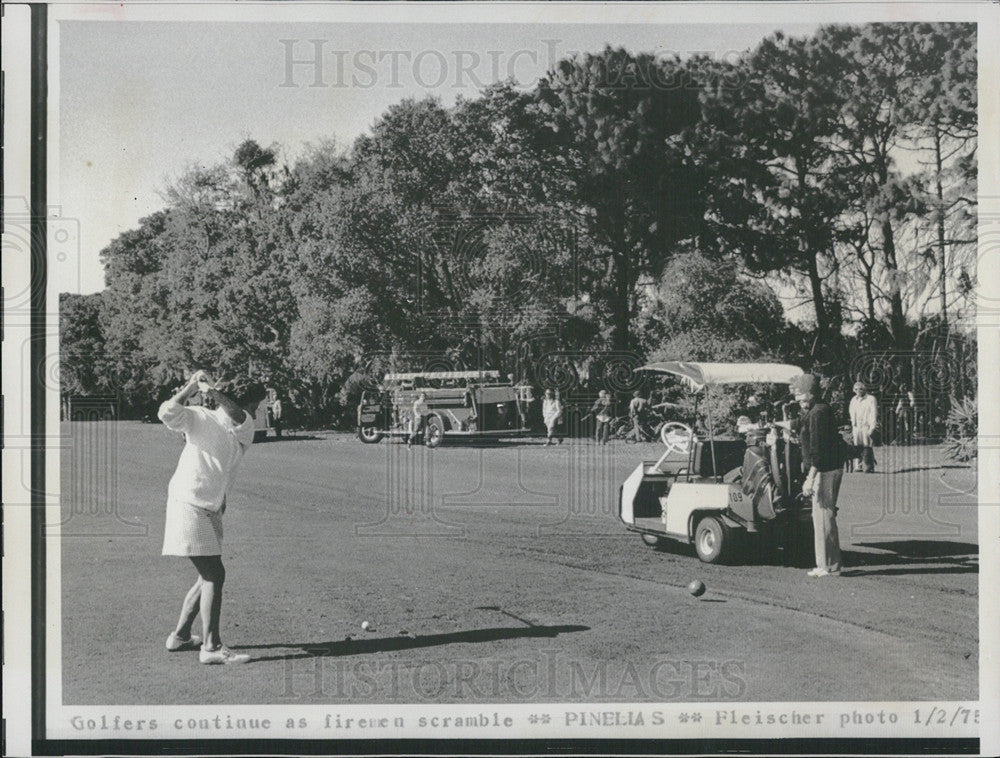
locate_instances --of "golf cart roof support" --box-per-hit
[637,362,803,390]
[705,386,719,481]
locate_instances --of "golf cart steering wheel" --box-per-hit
[660,421,695,454]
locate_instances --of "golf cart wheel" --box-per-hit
[357,426,383,444]
[425,416,445,448]
[640,532,665,549]
[694,515,734,564]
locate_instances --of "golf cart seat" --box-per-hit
[691,439,746,478]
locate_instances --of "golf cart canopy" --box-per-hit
[637,362,803,391]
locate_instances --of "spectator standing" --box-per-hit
[589,390,613,445]
[514,377,534,429]
[894,386,914,445]
[628,390,649,443]
[791,373,844,578]
[270,392,283,438]
[407,392,429,448]
[849,381,878,472]
[542,389,563,445]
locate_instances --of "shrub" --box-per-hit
[943,395,977,462]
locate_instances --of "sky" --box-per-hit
[59,19,823,294]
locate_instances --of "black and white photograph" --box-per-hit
[2,0,998,754]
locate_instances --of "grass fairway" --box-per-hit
[59,422,978,704]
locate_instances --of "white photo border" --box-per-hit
[2,1,997,755]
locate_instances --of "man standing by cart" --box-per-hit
[791,373,844,578]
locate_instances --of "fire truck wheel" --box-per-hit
[425,416,445,448]
[694,515,734,564]
[357,426,384,444]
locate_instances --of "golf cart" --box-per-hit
[618,362,811,564]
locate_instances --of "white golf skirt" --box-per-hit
[162,498,223,556]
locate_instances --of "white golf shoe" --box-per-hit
[166,633,202,651]
[199,645,250,664]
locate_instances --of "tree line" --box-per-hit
[61,23,977,428]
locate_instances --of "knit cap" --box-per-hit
[790,373,821,398]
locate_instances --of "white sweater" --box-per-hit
[158,399,256,511]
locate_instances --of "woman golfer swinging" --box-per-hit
[159,370,267,664]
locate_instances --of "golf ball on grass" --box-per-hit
[361,621,371,631]
[687,580,707,597]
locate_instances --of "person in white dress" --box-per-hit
[849,381,878,473]
[542,389,563,445]
[159,370,267,664]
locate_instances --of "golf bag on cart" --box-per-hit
[739,434,804,522]
[727,427,812,564]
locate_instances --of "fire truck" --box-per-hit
[356,370,534,447]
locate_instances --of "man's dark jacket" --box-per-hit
[798,402,842,473]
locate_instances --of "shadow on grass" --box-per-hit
[236,623,590,663]
[643,535,978,576]
[840,566,977,578]
[255,433,323,443]
[840,539,978,577]
[407,437,564,449]
[890,464,971,475]
[642,534,808,567]
[646,541,697,560]
[855,539,977,557]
